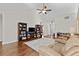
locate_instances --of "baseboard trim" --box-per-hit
[2,40,18,45]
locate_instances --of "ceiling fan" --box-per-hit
[37,3,52,14]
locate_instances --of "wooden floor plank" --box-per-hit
[0,41,39,56]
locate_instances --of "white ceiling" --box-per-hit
[25,3,79,16]
[0,3,78,16]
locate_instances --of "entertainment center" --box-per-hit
[18,22,42,41]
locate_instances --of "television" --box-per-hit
[29,27,35,32]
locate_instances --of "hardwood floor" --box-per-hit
[0,41,39,56]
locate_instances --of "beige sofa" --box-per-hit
[38,35,79,56]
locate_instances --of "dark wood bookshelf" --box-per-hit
[18,22,27,41]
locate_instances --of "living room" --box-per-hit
[0,3,79,56]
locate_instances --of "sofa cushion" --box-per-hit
[55,38,68,44]
[48,42,65,55]
[64,36,79,52]
[38,46,61,56]
[63,35,79,55]
[64,46,79,56]
[53,42,65,55]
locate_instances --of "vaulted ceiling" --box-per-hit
[25,3,78,16]
[0,3,78,17]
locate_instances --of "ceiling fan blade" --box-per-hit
[39,11,42,14]
[37,9,42,11]
[46,9,52,11]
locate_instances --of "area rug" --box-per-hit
[24,38,55,52]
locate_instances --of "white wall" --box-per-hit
[40,12,77,35]
[77,8,79,33]
[0,4,39,44]
[0,14,2,41]
[55,13,77,33]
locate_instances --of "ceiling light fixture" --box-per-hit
[37,3,52,14]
